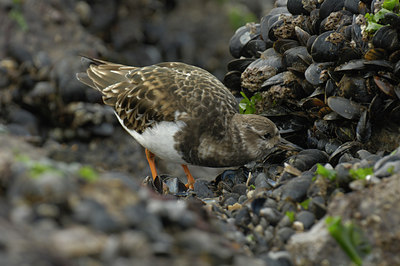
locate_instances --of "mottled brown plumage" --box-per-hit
[77,57,287,188]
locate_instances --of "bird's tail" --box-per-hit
[76,56,136,106]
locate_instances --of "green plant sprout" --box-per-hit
[365,0,399,32]
[315,163,337,181]
[326,216,371,266]
[78,165,99,182]
[239,92,261,114]
[9,0,28,31]
[285,211,295,223]
[300,198,311,210]
[349,167,374,180]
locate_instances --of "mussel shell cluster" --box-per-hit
[224,0,400,155]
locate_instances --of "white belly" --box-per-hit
[115,112,187,164]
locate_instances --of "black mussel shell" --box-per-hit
[241,56,285,92]
[227,58,255,72]
[283,46,312,74]
[311,31,345,62]
[372,26,400,52]
[352,14,368,52]
[319,0,345,19]
[306,34,317,53]
[268,14,295,41]
[327,96,365,120]
[223,71,242,92]
[305,62,334,85]
[374,75,396,98]
[344,0,368,14]
[295,26,311,46]
[338,74,373,102]
[273,38,300,54]
[229,23,260,58]
[356,110,371,143]
[242,39,267,58]
[395,61,400,77]
[329,141,361,165]
[381,12,400,29]
[364,48,386,61]
[268,6,290,16]
[320,10,353,33]
[288,0,310,15]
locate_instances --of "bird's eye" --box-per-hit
[263,133,271,139]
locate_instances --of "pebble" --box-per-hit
[296,211,315,230]
[51,226,107,257]
[276,227,295,243]
[259,207,282,226]
[273,172,313,202]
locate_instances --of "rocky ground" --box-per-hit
[0,0,400,265]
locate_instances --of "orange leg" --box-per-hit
[181,164,195,190]
[145,149,158,181]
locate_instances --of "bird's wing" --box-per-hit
[77,58,239,133]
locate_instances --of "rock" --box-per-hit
[277,227,295,243]
[287,174,400,265]
[51,226,107,258]
[295,211,315,230]
[259,207,282,226]
[273,172,314,202]
[287,220,351,265]
[193,179,214,198]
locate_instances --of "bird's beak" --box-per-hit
[276,138,303,152]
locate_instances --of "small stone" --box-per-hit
[273,171,313,202]
[277,227,295,243]
[119,231,151,257]
[293,221,304,231]
[238,195,248,204]
[255,173,272,189]
[296,211,315,230]
[247,189,255,199]
[235,207,251,227]
[51,226,107,257]
[224,197,237,206]
[228,202,243,211]
[194,179,214,198]
[259,207,282,226]
[232,183,247,195]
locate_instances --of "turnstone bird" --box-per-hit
[76,57,294,189]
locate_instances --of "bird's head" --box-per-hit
[235,114,300,161]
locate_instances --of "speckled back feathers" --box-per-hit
[77,58,239,134]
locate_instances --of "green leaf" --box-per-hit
[286,211,295,223]
[315,164,337,181]
[326,216,371,266]
[239,92,260,114]
[349,167,373,180]
[374,8,392,21]
[383,0,399,10]
[300,198,311,210]
[78,166,99,182]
